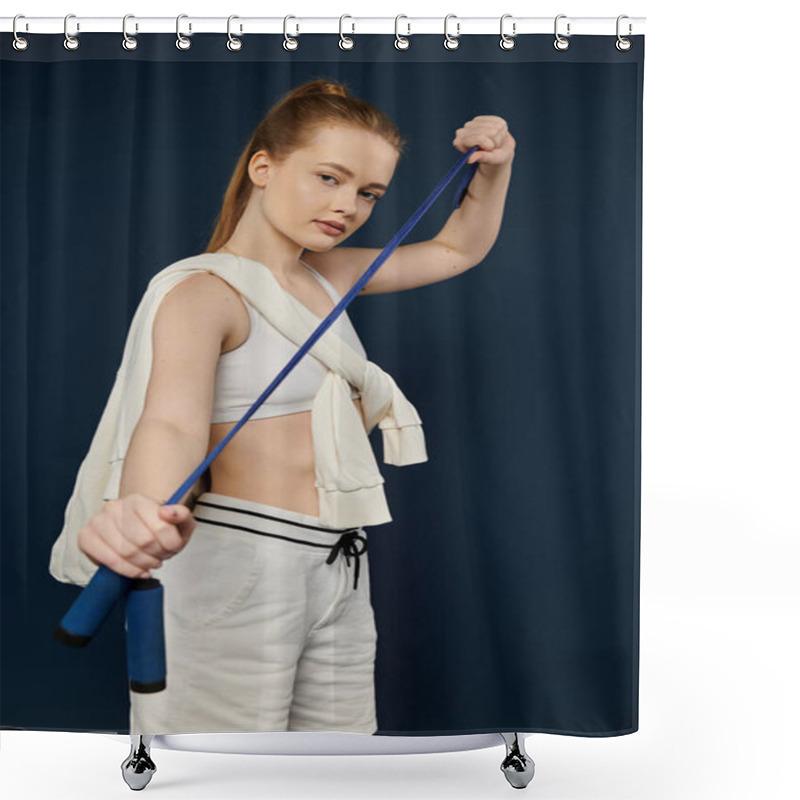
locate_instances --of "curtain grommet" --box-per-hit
[339,15,355,50]
[500,14,516,50]
[615,15,632,51]
[12,14,29,51]
[283,15,299,51]
[175,14,191,50]
[444,13,460,50]
[227,15,243,51]
[553,14,570,51]
[394,15,410,50]
[63,13,80,51]
[122,14,138,51]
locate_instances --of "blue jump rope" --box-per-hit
[54,146,481,693]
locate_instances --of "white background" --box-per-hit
[2,1,798,798]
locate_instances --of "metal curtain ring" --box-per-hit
[122,14,138,51]
[12,14,29,51]
[444,14,460,50]
[227,15,243,51]
[553,14,570,51]
[339,14,355,50]
[500,14,516,50]
[176,14,191,50]
[64,13,80,51]
[283,15,299,50]
[394,14,410,50]
[616,15,632,51]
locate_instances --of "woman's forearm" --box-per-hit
[435,160,514,265]
[119,418,209,505]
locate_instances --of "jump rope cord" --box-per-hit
[165,147,480,508]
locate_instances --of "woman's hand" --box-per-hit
[453,115,516,166]
[78,494,196,579]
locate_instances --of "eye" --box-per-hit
[319,174,381,202]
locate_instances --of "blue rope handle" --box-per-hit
[54,145,481,693]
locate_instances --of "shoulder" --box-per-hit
[156,271,249,349]
[159,271,240,316]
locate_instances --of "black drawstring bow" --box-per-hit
[326,530,368,590]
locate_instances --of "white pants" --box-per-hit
[129,492,377,735]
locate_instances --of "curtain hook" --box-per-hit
[63,13,80,51]
[227,15,243,51]
[12,14,29,51]
[176,13,191,50]
[122,14,138,51]
[616,15,632,51]
[283,15,299,51]
[444,13,460,51]
[394,14,410,50]
[500,14,516,50]
[554,14,570,51]
[339,14,355,50]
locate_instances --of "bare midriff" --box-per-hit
[206,397,364,517]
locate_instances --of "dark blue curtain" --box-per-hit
[1,33,643,735]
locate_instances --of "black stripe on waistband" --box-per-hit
[193,498,356,535]
[193,515,349,549]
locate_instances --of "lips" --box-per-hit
[316,220,345,236]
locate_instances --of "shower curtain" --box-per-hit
[0,29,644,737]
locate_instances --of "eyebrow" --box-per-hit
[316,162,388,192]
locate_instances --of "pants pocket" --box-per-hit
[163,522,261,630]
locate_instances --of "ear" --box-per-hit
[248,150,271,188]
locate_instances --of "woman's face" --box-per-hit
[251,124,399,251]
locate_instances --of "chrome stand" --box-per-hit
[121,734,157,790]
[499,732,535,789]
[117,731,533,789]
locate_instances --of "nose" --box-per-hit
[332,188,359,216]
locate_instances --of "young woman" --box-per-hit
[75,79,515,735]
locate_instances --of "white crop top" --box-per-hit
[210,260,366,423]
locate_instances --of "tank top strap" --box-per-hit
[299,259,342,304]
